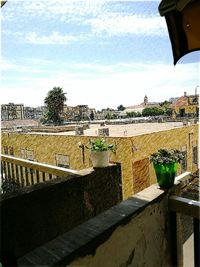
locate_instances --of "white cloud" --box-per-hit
[1,61,199,109]
[1,58,51,75]
[5,0,106,20]
[1,59,18,71]
[25,31,78,45]
[2,0,167,39]
[86,14,167,36]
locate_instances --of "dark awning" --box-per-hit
[158,0,200,64]
[159,0,196,16]
[1,1,7,8]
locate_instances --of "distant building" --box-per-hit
[169,97,179,103]
[1,103,46,121]
[1,103,24,121]
[170,92,199,118]
[35,106,46,120]
[23,107,36,119]
[63,105,96,121]
[125,95,160,114]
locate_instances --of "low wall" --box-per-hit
[29,124,89,133]
[17,173,196,267]
[0,164,122,265]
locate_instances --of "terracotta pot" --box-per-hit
[90,151,110,167]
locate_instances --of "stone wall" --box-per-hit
[1,124,198,199]
[0,165,122,264]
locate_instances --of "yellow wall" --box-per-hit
[174,105,197,114]
[1,125,198,199]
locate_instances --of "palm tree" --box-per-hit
[44,87,67,125]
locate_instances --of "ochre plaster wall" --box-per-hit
[68,198,171,267]
[174,105,198,114]
[1,125,198,199]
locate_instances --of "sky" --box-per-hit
[1,0,200,110]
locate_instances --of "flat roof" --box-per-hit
[29,122,187,137]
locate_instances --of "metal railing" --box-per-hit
[1,154,79,194]
[169,195,200,267]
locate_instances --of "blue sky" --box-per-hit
[1,0,200,110]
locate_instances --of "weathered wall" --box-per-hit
[1,124,198,199]
[0,165,122,262]
[17,173,194,267]
[68,198,171,267]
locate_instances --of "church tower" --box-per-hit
[144,95,148,105]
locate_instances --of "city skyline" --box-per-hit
[1,0,200,110]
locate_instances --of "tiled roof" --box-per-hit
[126,103,145,109]
[170,96,188,107]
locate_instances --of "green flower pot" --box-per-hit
[153,163,178,189]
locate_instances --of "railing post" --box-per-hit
[20,166,25,187]
[193,218,200,267]
[170,210,178,267]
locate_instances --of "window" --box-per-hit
[55,154,70,168]
[180,108,185,117]
[9,146,14,156]
[21,149,34,161]
[4,146,8,155]
[193,146,198,165]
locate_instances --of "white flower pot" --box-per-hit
[90,151,110,167]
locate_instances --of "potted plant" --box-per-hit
[86,138,116,167]
[150,148,184,189]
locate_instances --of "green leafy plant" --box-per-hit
[86,138,116,153]
[150,148,184,165]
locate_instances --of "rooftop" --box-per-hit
[30,122,184,137]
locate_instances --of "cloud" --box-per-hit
[86,14,167,36]
[3,0,105,21]
[1,58,54,75]
[2,0,167,39]
[25,31,78,44]
[1,60,198,109]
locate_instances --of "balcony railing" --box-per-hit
[169,195,200,267]
[1,154,79,193]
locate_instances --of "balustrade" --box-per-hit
[1,154,79,193]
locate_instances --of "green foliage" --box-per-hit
[126,111,142,118]
[105,113,112,120]
[142,107,165,117]
[150,149,184,165]
[117,104,126,111]
[86,138,116,153]
[43,87,67,125]
[90,110,95,120]
[165,108,172,116]
[159,100,171,107]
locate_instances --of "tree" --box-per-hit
[90,110,95,120]
[126,111,142,118]
[117,104,126,111]
[142,107,165,117]
[105,113,112,120]
[43,87,67,125]
[159,100,171,107]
